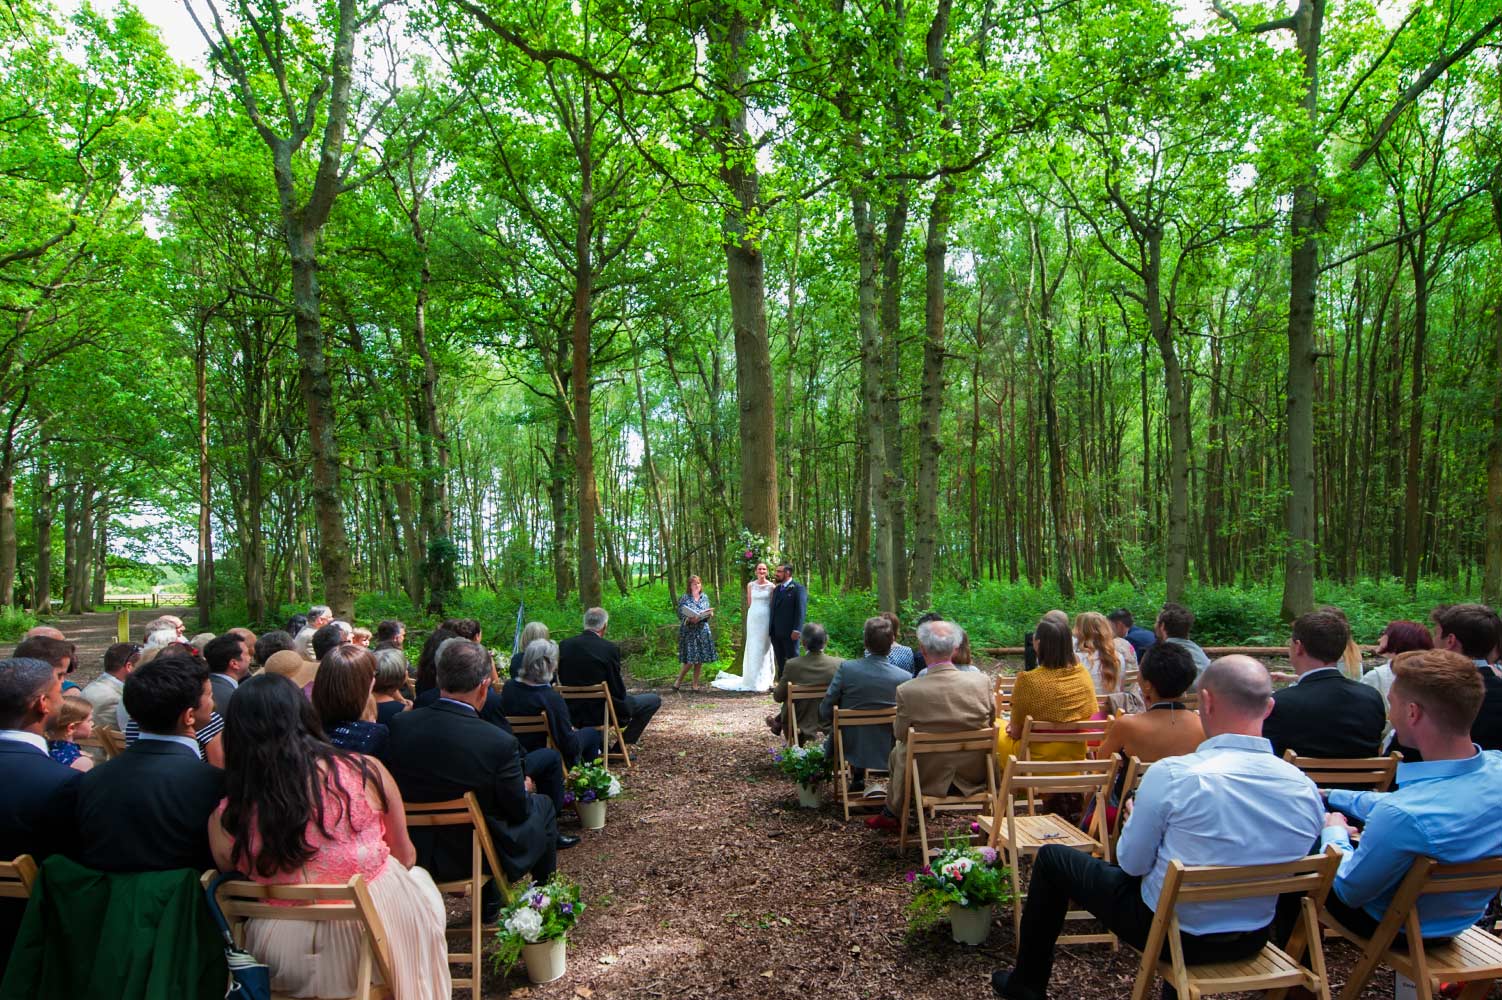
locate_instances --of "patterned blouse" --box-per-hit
[677,591,713,631]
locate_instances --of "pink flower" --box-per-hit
[745,549,755,559]
[970,822,981,833]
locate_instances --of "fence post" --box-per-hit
[117,610,129,644]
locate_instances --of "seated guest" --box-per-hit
[211,674,450,999]
[1076,610,1139,713]
[254,629,296,668]
[117,644,226,768]
[819,616,911,790]
[307,605,333,630]
[74,654,225,872]
[284,613,309,637]
[881,612,915,674]
[991,656,1325,1000]
[263,648,317,692]
[22,625,66,641]
[351,626,372,648]
[381,639,563,920]
[13,636,77,693]
[292,627,318,662]
[1263,609,1385,760]
[871,620,993,830]
[441,618,483,642]
[501,638,603,767]
[371,648,412,726]
[907,612,944,676]
[508,621,550,680]
[1425,603,1502,754]
[1097,643,1205,764]
[312,621,350,661]
[79,641,139,730]
[997,617,1098,762]
[204,632,252,714]
[1358,619,1433,705]
[1320,648,1502,939]
[313,645,388,755]
[141,614,186,641]
[1109,608,1157,661]
[769,623,841,742]
[916,626,982,677]
[557,608,661,746]
[413,626,458,696]
[45,694,95,773]
[0,656,81,859]
[1155,603,1210,675]
[374,619,405,651]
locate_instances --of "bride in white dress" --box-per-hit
[711,562,776,693]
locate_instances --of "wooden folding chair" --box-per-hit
[1019,716,1112,760]
[96,726,125,758]
[1322,856,1502,1000]
[1282,750,1401,792]
[506,712,558,752]
[994,674,1017,720]
[1128,848,1341,1000]
[1110,756,1153,852]
[979,756,1119,949]
[1122,667,1140,689]
[782,683,828,747]
[832,706,896,820]
[559,682,631,769]
[0,854,36,901]
[405,792,511,997]
[896,727,999,858]
[206,872,396,1000]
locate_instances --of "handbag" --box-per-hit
[204,871,272,1000]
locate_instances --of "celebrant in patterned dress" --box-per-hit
[674,575,719,692]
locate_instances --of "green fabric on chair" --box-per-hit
[0,855,226,1000]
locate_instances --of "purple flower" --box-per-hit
[530,892,547,909]
[921,865,932,875]
[562,792,575,805]
[561,903,573,914]
[970,821,981,833]
[581,790,597,803]
[905,871,916,883]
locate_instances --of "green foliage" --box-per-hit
[490,876,584,975]
[0,607,40,642]
[565,761,622,803]
[770,742,831,786]
[905,833,1013,938]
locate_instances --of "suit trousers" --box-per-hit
[770,636,799,682]
[619,693,661,744]
[523,748,565,815]
[1010,845,1269,1000]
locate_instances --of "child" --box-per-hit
[351,626,373,648]
[46,694,96,772]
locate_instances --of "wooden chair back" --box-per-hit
[1122,667,1139,689]
[994,674,1016,719]
[1323,855,1502,1000]
[404,792,509,996]
[207,872,395,1000]
[1282,750,1401,791]
[506,712,557,752]
[558,682,631,769]
[831,706,896,820]
[783,683,829,747]
[1130,848,1341,1000]
[95,726,126,758]
[897,727,999,858]
[0,854,37,900]
[1019,716,1112,760]
[1111,756,1152,849]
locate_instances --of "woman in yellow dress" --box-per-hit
[997,616,1099,764]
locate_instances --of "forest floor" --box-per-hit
[52,609,1394,1000]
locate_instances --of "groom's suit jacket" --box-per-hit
[768,580,808,640]
[819,654,911,770]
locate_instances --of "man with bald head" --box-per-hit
[992,656,1324,1000]
[22,626,65,642]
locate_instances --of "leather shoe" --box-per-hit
[557,833,581,850]
[991,970,1040,1000]
[864,812,899,831]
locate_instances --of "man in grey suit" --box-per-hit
[819,616,910,792]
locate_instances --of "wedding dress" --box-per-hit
[711,581,776,692]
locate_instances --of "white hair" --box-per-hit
[583,607,609,631]
[916,620,961,659]
[143,628,178,652]
[520,638,560,684]
[331,620,354,639]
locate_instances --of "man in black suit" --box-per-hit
[556,608,661,745]
[73,654,225,873]
[1263,609,1385,760]
[203,632,251,715]
[769,562,808,683]
[1419,603,1502,755]
[0,657,81,987]
[381,639,561,919]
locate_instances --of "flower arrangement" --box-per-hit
[732,528,775,575]
[492,876,585,974]
[770,743,830,786]
[564,760,622,805]
[904,831,1013,936]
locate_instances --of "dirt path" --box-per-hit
[44,606,195,681]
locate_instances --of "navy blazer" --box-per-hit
[380,701,556,883]
[556,631,628,728]
[1263,670,1386,760]
[498,679,586,767]
[73,739,224,874]
[0,739,81,861]
[769,580,808,640]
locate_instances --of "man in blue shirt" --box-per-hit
[1321,647,1502,939]
[1109,609,1157,662]
[992,656,1324,1000]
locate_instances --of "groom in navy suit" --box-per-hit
[769,563,808,684]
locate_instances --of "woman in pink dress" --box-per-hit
[209,673,451,999]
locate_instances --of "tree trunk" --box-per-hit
[879,195,909,602]
[911,177,952,608]
[67,486,93,614]
[572,87,602,609]
[854,193,896,610]
[1143,233,1190,603]
[91,506,107,607]
[33,457,51,613]
[632,337,676,600]
[1402,248,1428,592]
[196,313,214,629]
[550,410,576,604]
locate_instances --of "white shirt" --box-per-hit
[1117,732,1325,934]
[0,729,48,755]
[135,732,202,755]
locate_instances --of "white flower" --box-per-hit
[606,776,622,798]
[505,907,544,943]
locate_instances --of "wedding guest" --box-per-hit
[501,639,602,767]
[916,626,981,677]
[908,612,945,676]
[1318,648,1502,939]
[372,648,412,727]
[381,639,563,922]
[997,617,1098,763]
[313,645,388,755]
[1155,603,1210,675]
[263,648,317,692]
[1318,605,1366,679]
[292,627,318,662]
[312,621,351,660]
[769,623,841,742]
[142,615,186,641]
[351,626,373,648]
[1398,603,1502,757]
[44,694,94,773]
[1109,609,1157,661]
[13,636,77,693]
[0,656,80,861]
[441,618,483,642]
[79,642,139,731]
[673,575,718,692]
[508,622,549,679]
[413,627,458,696]
[22,625,66,641]
[819,616,911,791]
[189,631,217,650]
[1075,610,1139,712]
[307,605,333,630]
[374,619,405,650]
[254,630,296,668]
[871,621,993,830]
[204,632,252,714]
[74,654,225,872]
[1263,609,1385,760]
[881,612,916,674]
[227,627,259,660]
[1022,609,1071,672]
[211,673,451,999]
[1096,643,1205,765]
[284,613,309,638]
[1357,619,1432,704]
[991,656,1324,1000]
[558,608,661,746]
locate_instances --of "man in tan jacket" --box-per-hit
[767,623,841,744]
[883,620,995,822]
